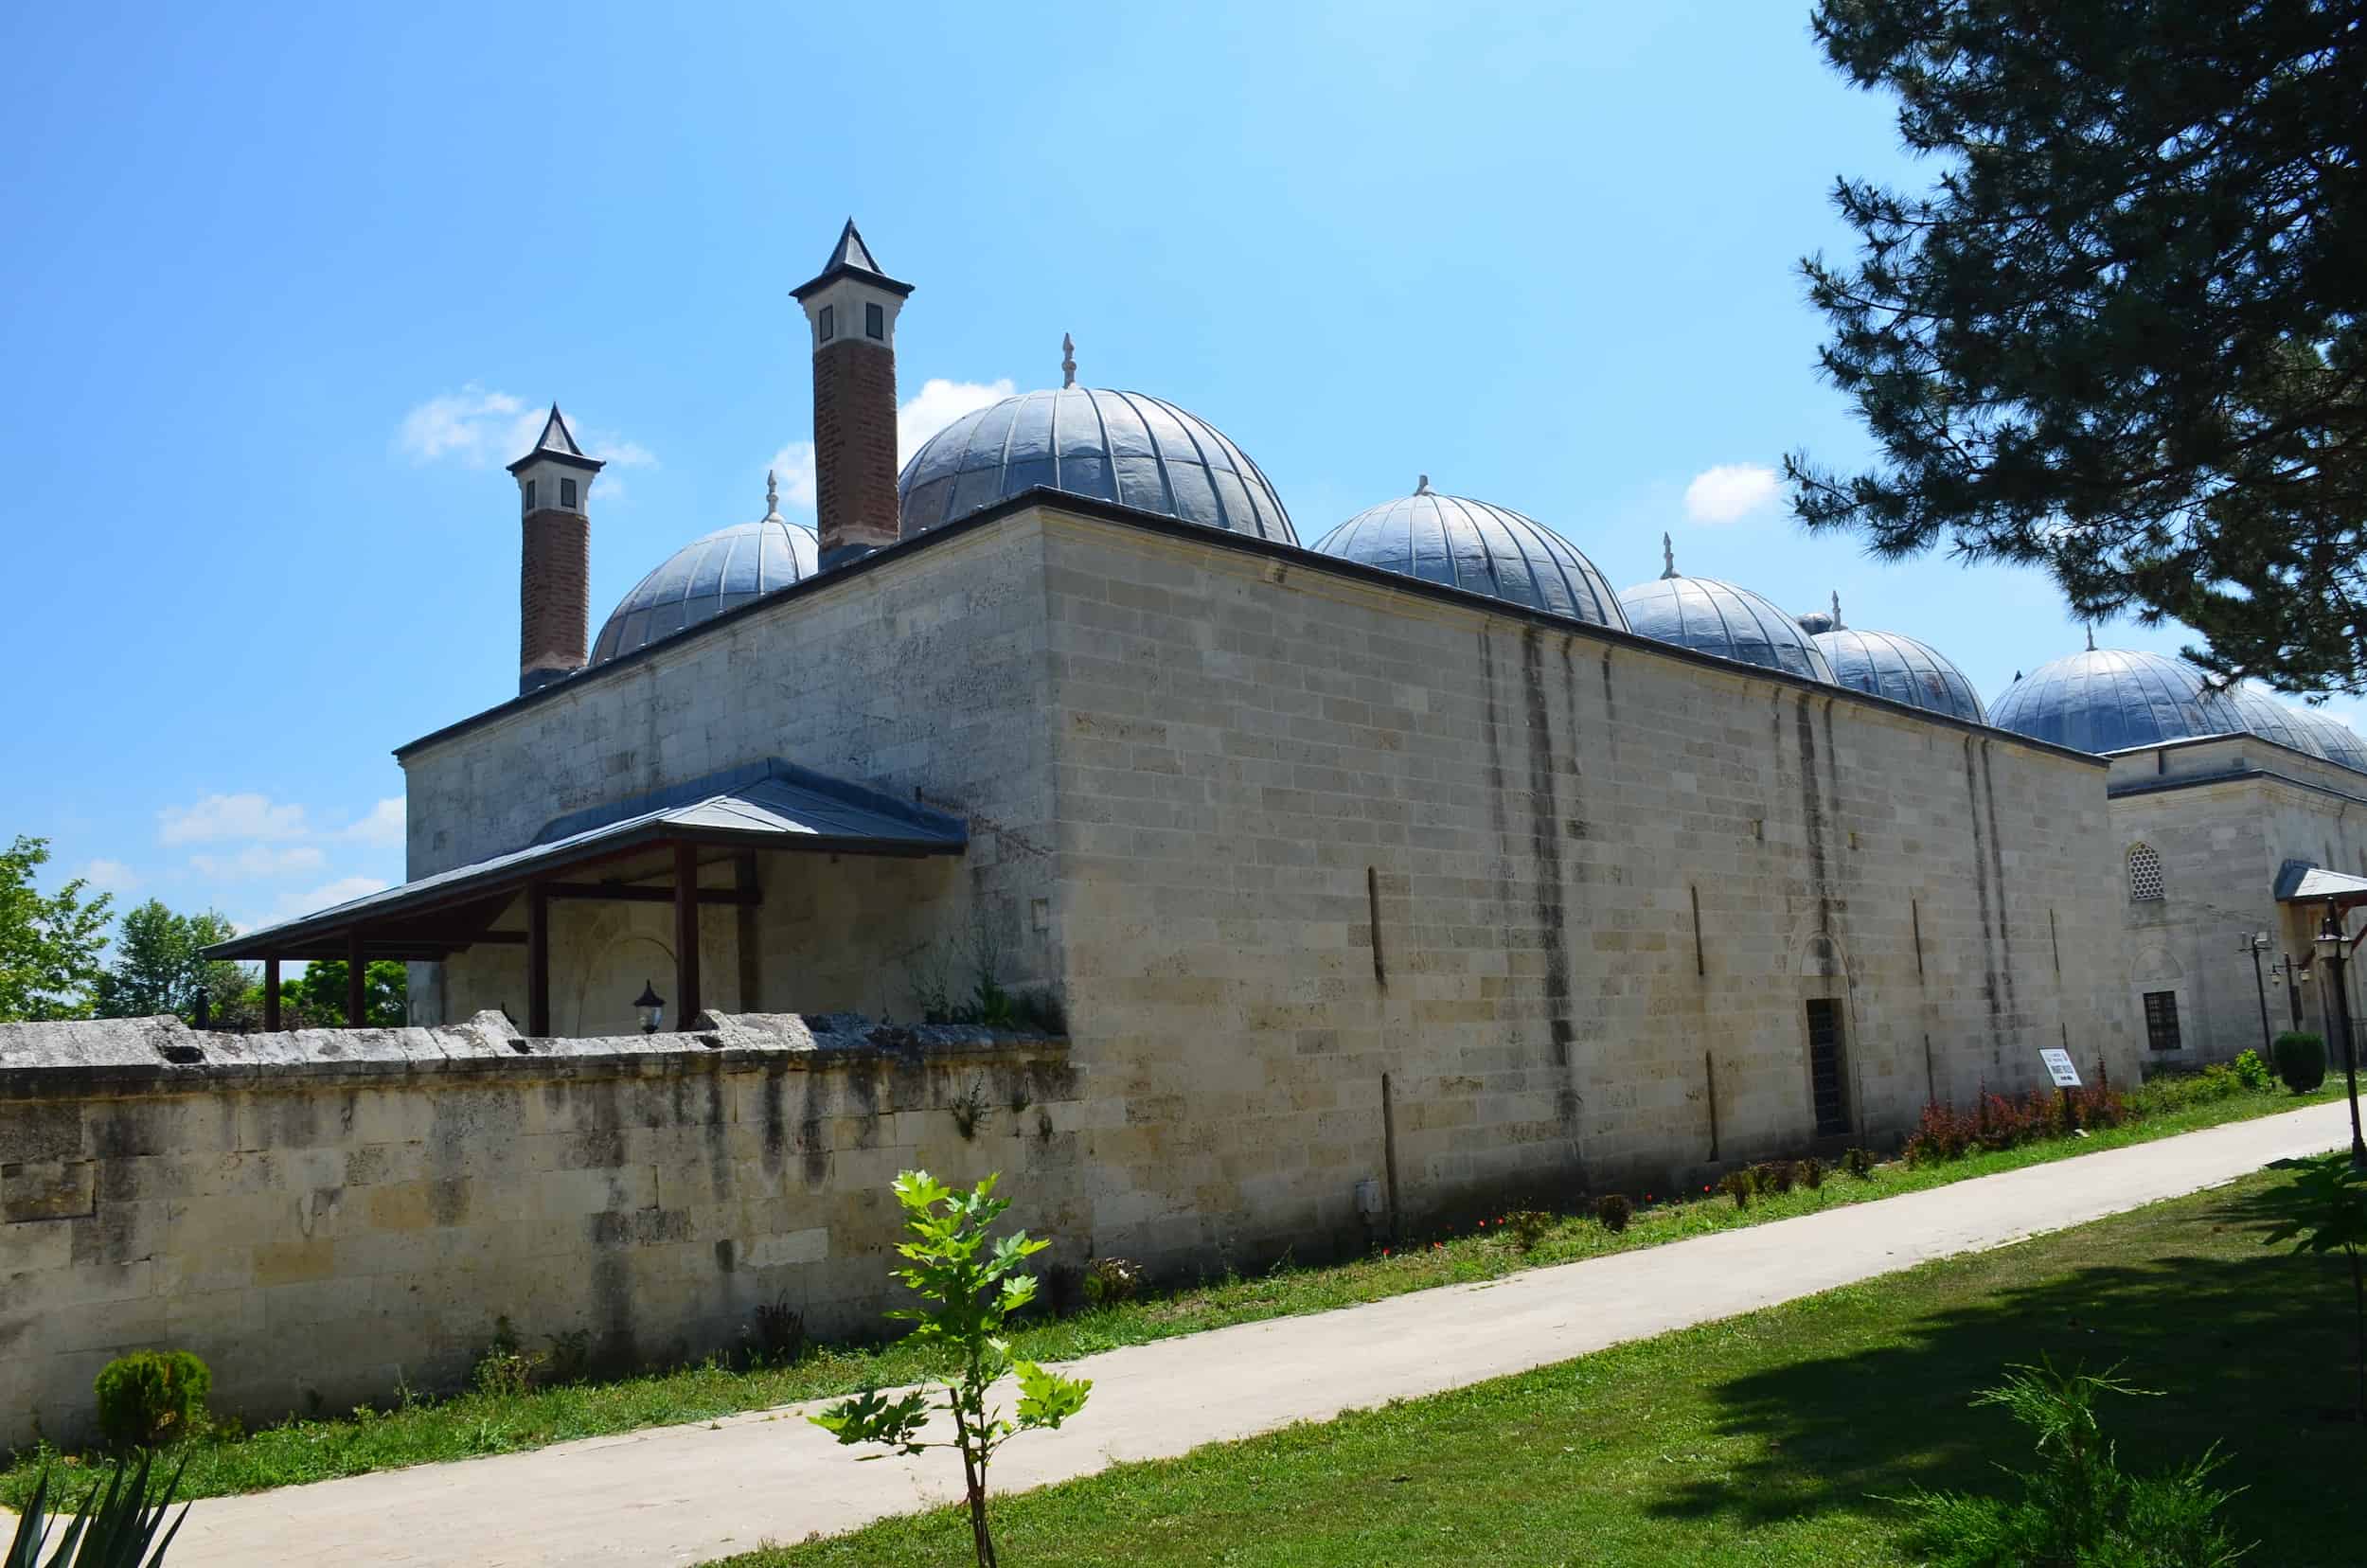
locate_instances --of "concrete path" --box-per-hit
[163,1100,2351,1568]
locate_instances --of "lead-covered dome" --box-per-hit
[1987,649,2250,753]
[1308,484,1627,629]
[592,485,819,665]
[2282,704,2367,773]
[1813,627,1986,722]
[897,386,1295,543]
[1617,573,1836,684]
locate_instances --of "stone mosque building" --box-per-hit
[7,220,2364,1439]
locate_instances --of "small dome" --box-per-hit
[898,386,1295,543]
[1987,649,2248,753]
[1814,628,1986,722]
[2213,684,2326,759]
[592,494,819,665]
[1308,485,1627,629]
[2282,704,2367,774]
[1616,575,1836,684]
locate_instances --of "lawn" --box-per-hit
[0,1078,2338,1507]
[716,1159,2367,1568]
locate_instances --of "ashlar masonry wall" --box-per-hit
[2108,736,2367,1063]
[1032,507,2138,1265]
[0,1012,1079,1452]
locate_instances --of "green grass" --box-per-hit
[716,1161,2367,1568]
[0,1078,2336,1507]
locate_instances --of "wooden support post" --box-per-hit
[735,854,761,1013]
[673,841,701,1031]
[346,930,365,1027]
[263,957,281,1033]
[526,882,551,1038]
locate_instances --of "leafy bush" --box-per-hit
[1904,1081,2132,1166]
[1504,1209,1554,1253]
[1842,1147,1876,1179]
[2233,1047,2271,1091]
[6,1450,188,1567]
[546,1328,595,1384]
[93,1350,210,1451]
[1083,1256,1143,1310]
[1719,1170,1752,1209]
[2262,1152,2367,1421]
[2130,1064,2251,1116]
[2273,1031,2328,1093]
[1893,1360,2250,1567]
[471,1317,543,1399]
[1593,1193,1632,1233]
[1799,1155,1824,1189]
[813,1171,1092,1568]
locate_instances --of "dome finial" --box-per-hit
[1061,332,1077,390]
[1660,531,1680,579]
[1415,473,1432,495]
[1829,589,1843,630]
[765,469,779,516]
[2086,623,2096,652]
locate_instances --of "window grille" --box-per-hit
[2143,989,2182,1052]
[2127,844,2164,901]
[1806,999,1849,1136]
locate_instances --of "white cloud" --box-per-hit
[1683,463,1782,525]
[396,384,653,471]
[339,798,405,847]
[767,378,1014,518]
[189,845,328,882]
[74,859,140,895]
[159,793,311,845]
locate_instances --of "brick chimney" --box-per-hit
[507,404,604,695]
[791,220,913,565]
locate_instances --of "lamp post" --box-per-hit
[2241,930,2272,1057]
[634,980,666,1037]
[2272,951,2309,1030]
[2314,908,2367,1169]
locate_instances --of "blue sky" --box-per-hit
[2,0,2338,932]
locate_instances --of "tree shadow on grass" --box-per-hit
[1646,1185,2367,1566]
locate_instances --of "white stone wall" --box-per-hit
[2107,736,2367,1063]
[1032,508,2135,1263]
[402,516,1063,1027]
[0,1014,1080,1452]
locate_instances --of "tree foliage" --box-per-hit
[1789,0,2367,692]
[0,836,114,1024]
[2263,1151,2367,1420]
[93,902,245,1023]
[812,1170,1092,1568]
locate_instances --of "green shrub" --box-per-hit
[93,1350,210,1451]
[749,1297,808,1368]
[1894,1359,2249,1566]
[1719,1170,1752,1209]
[1083,1256,1143,1309]
[471,1316,543,1399]
[1842,1147,1876,1179]
[2273,1031,2328,1093]
[1799,1155,1824,1189]
[1505,1208,1554,1254]
[1593,1193,1632,1233]
[2233,1047,2271,1091]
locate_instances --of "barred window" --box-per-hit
[2143,990,2182,1052]
[2127,844,2164,901]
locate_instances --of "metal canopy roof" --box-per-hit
[206,759,966,961]
[2274,860,2367,908]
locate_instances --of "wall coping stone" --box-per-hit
[0,1009,1066,1100]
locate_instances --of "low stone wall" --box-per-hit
[0,1012,1079,1451]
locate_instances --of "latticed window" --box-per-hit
[2127,844,2164,901]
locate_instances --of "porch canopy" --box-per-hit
[2274,860,2367,911]
[205,759,966,1032]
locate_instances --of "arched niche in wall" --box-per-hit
[572,933,677,1037]
[1786,926,1861,1142]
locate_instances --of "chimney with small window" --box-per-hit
[508,404,603,695]
[791,220,912,565]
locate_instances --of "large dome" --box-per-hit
[592,488,819,665]
[1617,574,1836,684]
[897,386,1295,543]
[1813,628,1986,722]
[1986,649,2249,753]
[2283,704,2367,773]
[1308,484,1627,629]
